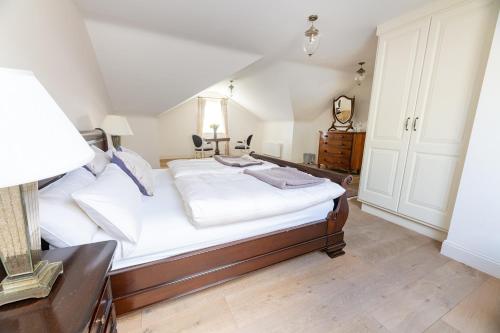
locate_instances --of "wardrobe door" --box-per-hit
[398,0,498,230]
[358,18,430,211]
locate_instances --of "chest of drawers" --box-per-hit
[318,130,366,173]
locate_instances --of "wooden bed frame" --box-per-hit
[41,129,352,315]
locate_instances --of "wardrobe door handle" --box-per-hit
[413,117,419,131]
[405,117,411,131]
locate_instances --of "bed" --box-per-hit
[40,129,352,315]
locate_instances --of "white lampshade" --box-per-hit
[101,115,133,136]
[0,68,94,188]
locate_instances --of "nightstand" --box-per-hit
[0,241,117,333]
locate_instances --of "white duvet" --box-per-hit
[175,173,345,227]
[167,156,277,178]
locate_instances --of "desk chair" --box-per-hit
[234,134,253,154]
[192,134,214,158]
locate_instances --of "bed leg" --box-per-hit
[324,231,346,258]
[324,185,350,258]
[325,243,346,258]
[326,249,345,258]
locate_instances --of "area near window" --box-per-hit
[202,98,226,136]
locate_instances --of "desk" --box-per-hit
[205,137,230,155]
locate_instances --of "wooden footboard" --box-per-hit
[250,153,352,258]
[110,153,352,315]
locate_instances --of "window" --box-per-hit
[202,99,226,135]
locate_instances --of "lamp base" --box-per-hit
[0,260,63,306]
[111,135,121,148]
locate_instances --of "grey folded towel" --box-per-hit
[214,155,263,167]
[244,167,325,189]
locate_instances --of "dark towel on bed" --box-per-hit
[244,167,325,189]
[214,155,263,167]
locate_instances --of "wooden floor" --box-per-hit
[117,200,499,333]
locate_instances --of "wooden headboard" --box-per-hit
[38,128,108,189]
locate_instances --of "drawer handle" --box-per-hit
[405,117,410,131]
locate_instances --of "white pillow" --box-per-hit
[72,163,142,243]
[85,146,111,175]
[112,151,154,196]
[39,167,99,247]
[39,198,99,247]
[40,167,95,198]
[118,146,152,168]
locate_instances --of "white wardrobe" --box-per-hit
[359,0,499,240]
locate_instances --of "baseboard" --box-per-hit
[361,203,447,241]
[441,240,500,278]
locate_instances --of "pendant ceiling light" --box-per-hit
[228,80,235,97]
[304,15,320,56]
[355,62,366,86]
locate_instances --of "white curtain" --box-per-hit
[221,98,229,137]
[197,97,206,136]
[198,97,229,138]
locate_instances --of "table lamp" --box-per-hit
[101,115,133,147]
[0,68,94,306]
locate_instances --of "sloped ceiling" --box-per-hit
[84,19,259,115]
[204,60,353,121]
[75,0,435,120]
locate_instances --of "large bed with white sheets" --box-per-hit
[39,129,352,315]
[107,169,339,270]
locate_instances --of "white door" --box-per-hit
[398,0,499,230]
[359,18,430,211]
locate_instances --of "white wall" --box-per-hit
[348,75,374,130]
[121,116,161,168]
[227,101,263,155]
[0,0,111,129]
[261,121,295,160]
[158,99,198,159]
[441,14,500,278]
[291,111,331,163]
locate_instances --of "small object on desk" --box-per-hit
[0,241,117,333]
[209,123,219,140]
[205,137,230,155]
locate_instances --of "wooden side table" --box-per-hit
[0,241,117,333]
